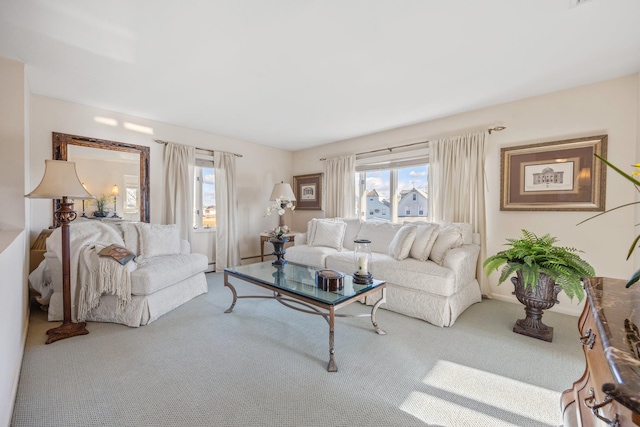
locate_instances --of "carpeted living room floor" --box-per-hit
[12,272,584,427]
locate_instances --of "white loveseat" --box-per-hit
[285,218,481,327]
[44,219,208,327]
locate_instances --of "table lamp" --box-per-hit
[26,160,94,344]
[269,182,296,227]
[111,184,120,218]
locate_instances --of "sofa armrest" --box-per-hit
[180,239,191,254]
[294,233,307,245]
[442,244,480,289]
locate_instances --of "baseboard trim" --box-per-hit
[5,305,30,427]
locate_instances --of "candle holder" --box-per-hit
[353,239,373,284]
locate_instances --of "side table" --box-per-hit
[260,232,296,261]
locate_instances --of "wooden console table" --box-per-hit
[561,277,640,426]
[260,232,296,261]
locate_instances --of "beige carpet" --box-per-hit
[12,272,584,426]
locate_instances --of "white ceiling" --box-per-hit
[1,1,639,151]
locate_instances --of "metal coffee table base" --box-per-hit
[224,274,386,372]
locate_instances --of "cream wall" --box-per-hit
[0,57,29,427]
[29,95,294,261]
[293,74,640,317]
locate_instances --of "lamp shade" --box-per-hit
[111,184,119,196]
[26,160,94,199]
[269,182,296,201]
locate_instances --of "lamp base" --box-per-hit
[45,321,89,344]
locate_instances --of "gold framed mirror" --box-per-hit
[53,132,150,223]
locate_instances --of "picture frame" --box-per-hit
[500,135,607,211]
[293,173,323,210]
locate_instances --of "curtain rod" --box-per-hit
[154,139,243,157]
[319,126,506,161]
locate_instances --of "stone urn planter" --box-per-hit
[511,271,561,342]
[270,237,289,267]
[484,230,595,343]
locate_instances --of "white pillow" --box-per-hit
[429,224,464,265]
[336,217,363,251]
[388,224,417,260]
[409,223,440,261]
[356,221,404,254]
[308,220,347,250]
[135,223,182,258]
[441,222,474,245]
[121,222,140,255]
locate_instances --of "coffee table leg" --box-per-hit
[327,308,338,372]
[224,272,238,313]
[371,288,387,335]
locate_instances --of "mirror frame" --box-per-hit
[53,132,150,223]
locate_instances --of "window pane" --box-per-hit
[364,170,391,220]
[193,166,216,229]
[202,167,215,228]
[397,165,429,222]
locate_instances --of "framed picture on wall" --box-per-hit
[500,135,607,211]
[293,173,323,210]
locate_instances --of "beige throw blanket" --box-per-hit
[46,220,134,321]
[77,244,132,321]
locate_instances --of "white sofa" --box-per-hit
[44,219,208,327]
[285,218,481,327]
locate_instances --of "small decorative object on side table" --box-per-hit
[268,225,291,266]
[353,239,373,284]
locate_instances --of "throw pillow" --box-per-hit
[121,222,140,255]
[308,220,347,250]
[336,217,363,251]
[409,223,440,261]
[98,244,136,265]
[136,223,182,258]
[388,224,418,260]
[356,221,404,254]
[429,224,464,265]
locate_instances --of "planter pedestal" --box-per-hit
[270,237,289,267]
[511,272,561,342]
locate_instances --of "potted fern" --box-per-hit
[483,230,595,342]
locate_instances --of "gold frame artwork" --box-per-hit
[500,135,607,211]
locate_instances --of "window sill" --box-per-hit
[193,228,216,234]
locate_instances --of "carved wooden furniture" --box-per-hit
[561,277,640,426]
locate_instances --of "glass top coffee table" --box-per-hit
[224,261,387,372]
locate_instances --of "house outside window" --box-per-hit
[355,153,428,223]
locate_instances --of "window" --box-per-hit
[355,147,429,222]
[193,150,215,229]
[123,175,139,214]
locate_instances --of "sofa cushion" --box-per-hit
[410,223,440,261]
[308,220,347,250]
[356,221,404,254]
[429,224,464,265]
[388,224,417,260]
[121,222,140,255]
[336,218,362,251]
[136,223,182,259]
[131,253,208,295]
[285,245,340,268]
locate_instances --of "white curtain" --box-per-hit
[214,151,240,271]
[324,155,356,218]
[428,130,491,297]
[162,142,195,243]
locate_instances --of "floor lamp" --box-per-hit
[26,160,94,344]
